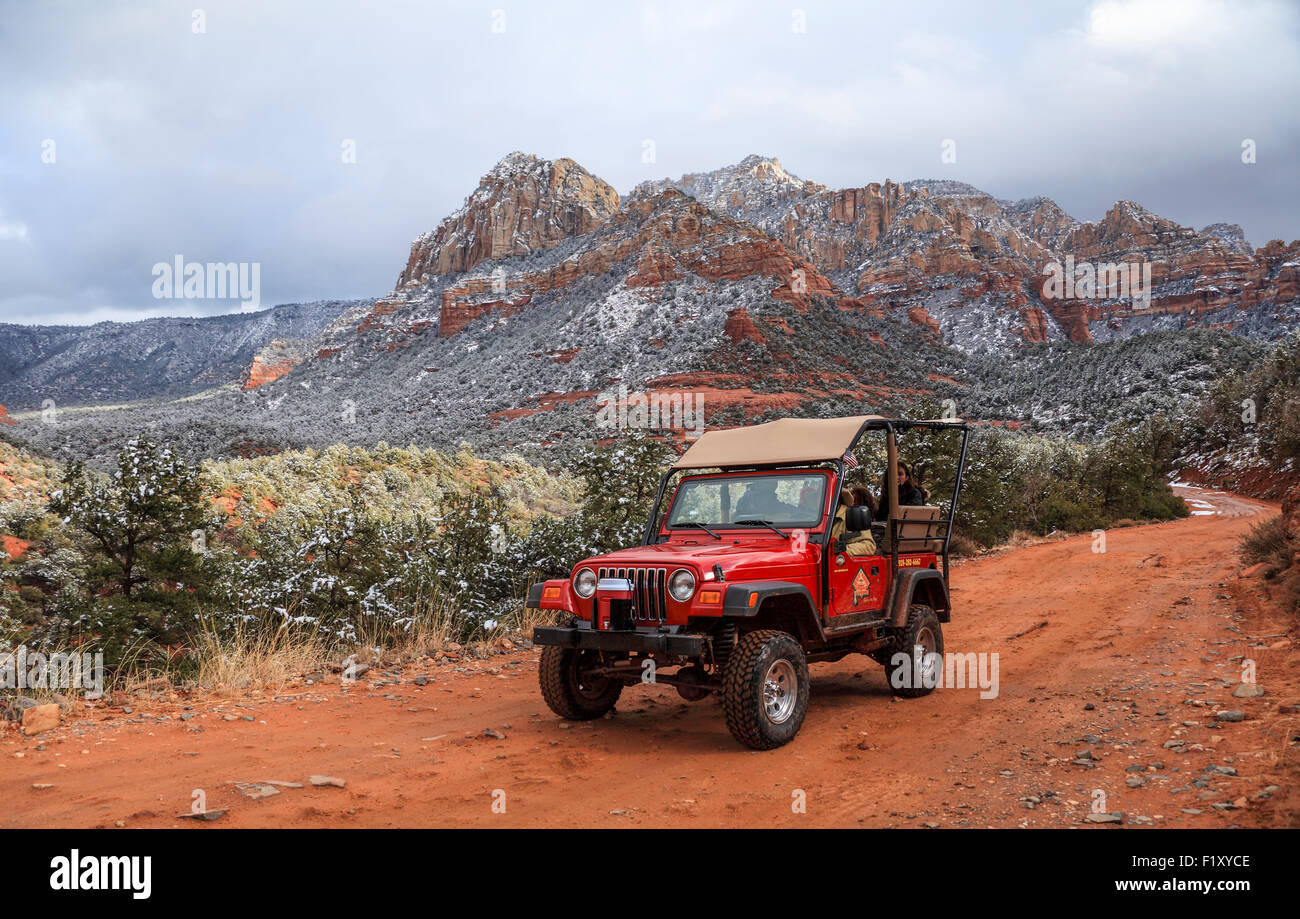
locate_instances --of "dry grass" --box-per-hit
[507,602,563,636]
[191,619,333,696]
[146,589,544,696]
[105,636,184,696]
[947,532,984,557]
[350,586,478,666]
[7,584,561,707]
[1240,515,1290,573]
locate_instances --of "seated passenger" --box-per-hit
[795,482,823,521]
[876,460,928,521]
[850,485,877,517]
[735,479,796,521]
[831,488,877,557]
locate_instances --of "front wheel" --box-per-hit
[885,605,943,698]
[722,630,810,750]
[539,646,623,720]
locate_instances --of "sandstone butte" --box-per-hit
[377,180,856,341]
[245,152,1300,389]
[398,152,620,282]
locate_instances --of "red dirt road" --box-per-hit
[4,487,1298,828]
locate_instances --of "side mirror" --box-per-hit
[845,505,873,530]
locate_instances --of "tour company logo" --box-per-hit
[151,255,261,310]
[50,850,151,899]
[1,646,104,694]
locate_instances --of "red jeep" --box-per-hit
[527,415,971,749]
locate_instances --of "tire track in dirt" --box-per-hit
[3,487,1296,828]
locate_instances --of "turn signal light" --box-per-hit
[699,589,722,605]
[542,586,561,600]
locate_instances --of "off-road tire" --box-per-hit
[539,646,623,720]
[722,629,810,750]
[884,604,943,699]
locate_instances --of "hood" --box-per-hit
[578,536,814,580]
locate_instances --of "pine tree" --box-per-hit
[50,439,210,599]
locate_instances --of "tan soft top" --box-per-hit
[671,415,965,470]
[673,415,872,469]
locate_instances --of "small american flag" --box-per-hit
[841,450,859,470]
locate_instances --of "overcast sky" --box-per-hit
[1,0,1297,326]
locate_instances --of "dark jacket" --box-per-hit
[877,478,926,520]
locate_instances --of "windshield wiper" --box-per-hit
[675,521,722,540]
[732,518,790,538]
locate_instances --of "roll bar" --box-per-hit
[641,416,971,581]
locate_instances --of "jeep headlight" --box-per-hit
[574,567,597,598]
[669,568,696,602]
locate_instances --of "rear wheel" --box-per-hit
[722,630,810,750]
[885,605,943,698]
[539,646,623,720]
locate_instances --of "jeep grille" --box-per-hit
[597,566,668,624]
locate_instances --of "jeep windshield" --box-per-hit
[666,472,828,530]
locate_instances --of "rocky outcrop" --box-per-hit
[367,151,1299,358]
[1005,196,1082,252]
[1201,222,1253,256]
[424,187,844,338]
[1043,203,1299,343]
[641,159,1299,351]
[0,404,16,426]
[907,306,941,337]
[641,155,911,274]
[724,307,765,344]
[647,164,1065,349]
[440,293,534,338]
[243,340,309,389]
[1281,483,1300,568]
[396,153,620,284]
[1256,239,1300,301]
[2,534,30,560]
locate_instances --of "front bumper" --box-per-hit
[532,625,706,657]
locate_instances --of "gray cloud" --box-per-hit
[1,0,1296,324]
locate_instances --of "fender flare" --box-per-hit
[888,568,951,626]
[722,580,824,642]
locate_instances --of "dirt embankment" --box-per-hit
[1178,462,1300,503]
[2,487,1297,828]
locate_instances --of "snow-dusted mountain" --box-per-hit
[641,155,1300,352]
[0,300,364,410]
[3,151,1295,465]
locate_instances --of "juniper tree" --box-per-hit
[49,437,211,604]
